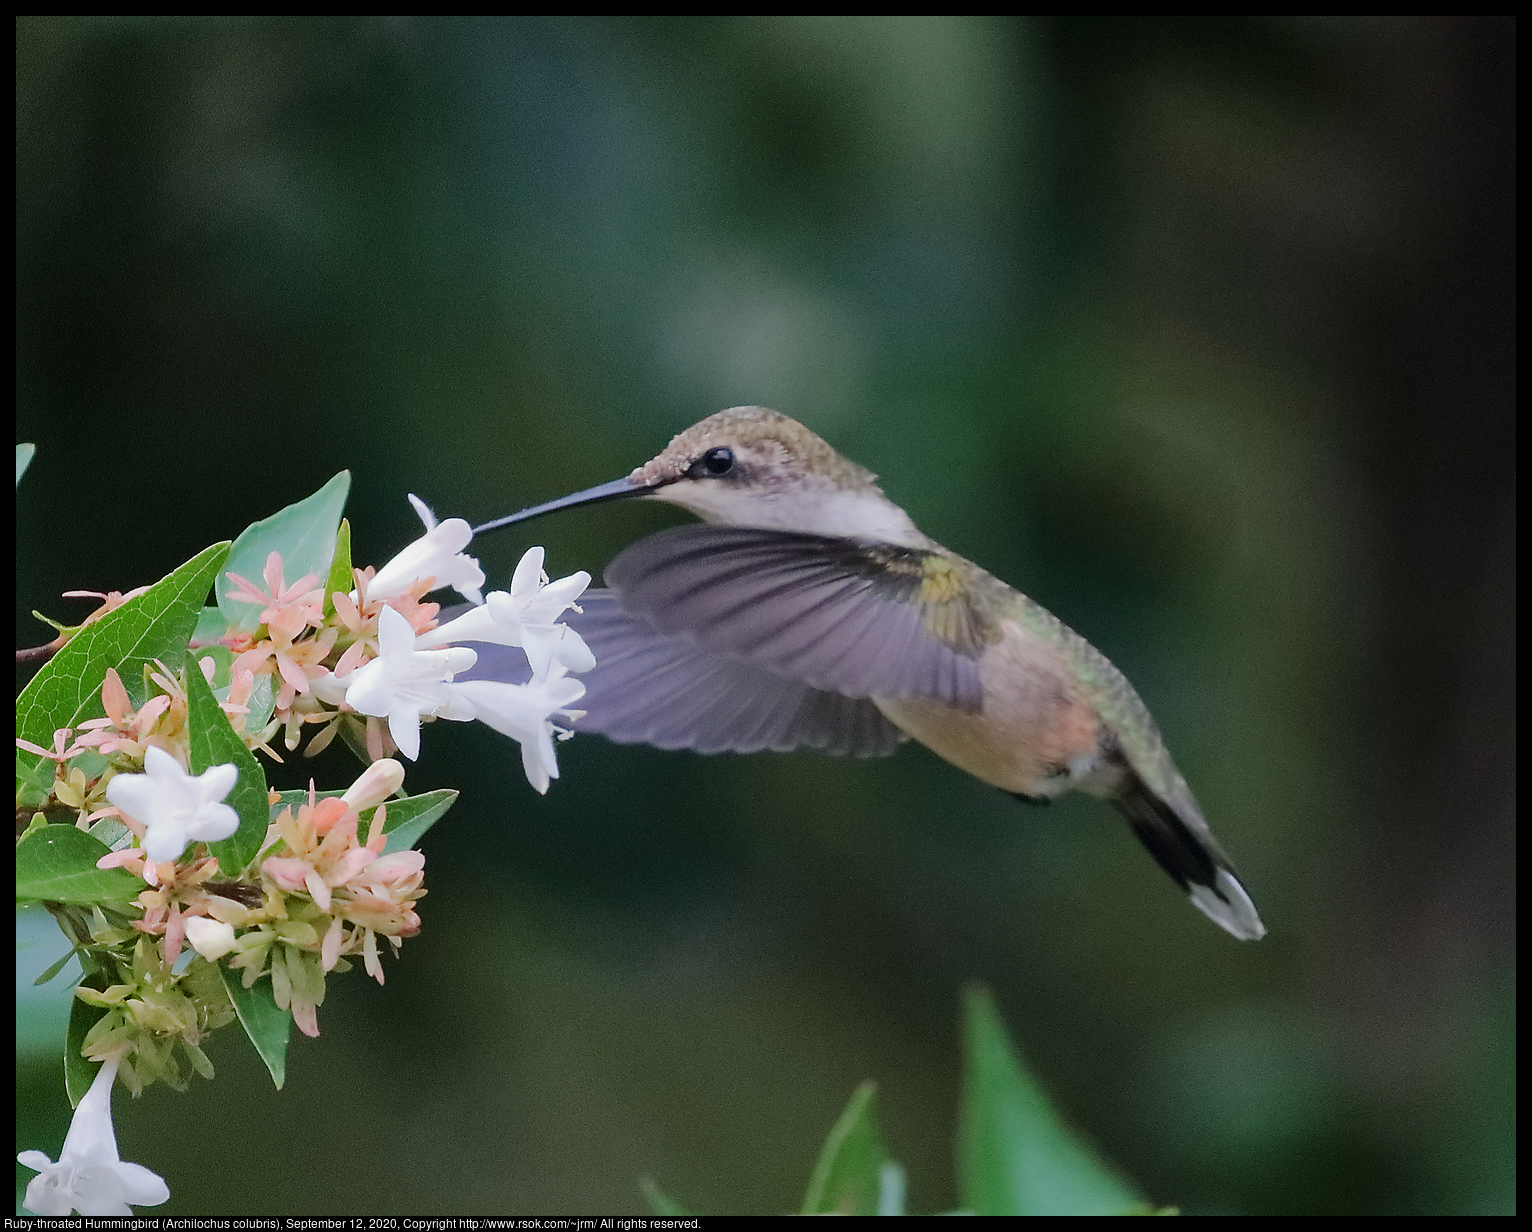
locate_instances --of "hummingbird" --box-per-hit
[467,406,1265,940]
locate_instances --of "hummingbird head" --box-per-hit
[476,406,926,545]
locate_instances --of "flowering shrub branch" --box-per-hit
[15,467,594,1213]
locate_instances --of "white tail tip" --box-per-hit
[1188,869,1266,941]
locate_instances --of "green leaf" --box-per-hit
[15,542,231,806]
[324,518,353,618]
[219,471,350,632]
[65,978,109,1107]
[640,1176,692,1216]
[193,643,234,690]
[244,670,278,736]
[270,788,346,810]
[193,606,231,645]
[377,789,457,854]
[87,814,134,852]
[958,984,1145,1216]
[17,442,36,486]
[266,787,457,854]
[15,826,145,904]
[33,947,80,986]
[802,1080,894,1215]
[221,966,289,1089]
[185,658,271,877]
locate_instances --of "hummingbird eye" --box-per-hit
[690,447,735,478]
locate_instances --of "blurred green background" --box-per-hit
[16,16,1513,1215]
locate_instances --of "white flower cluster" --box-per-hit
[337,499,593,793]
[94,500,594,872]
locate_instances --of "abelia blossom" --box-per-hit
[343,605,477,760]
[17,1056,169,1216]
[71,668,178,763]
[223,551,325,643]
[367,494,484,605]
[448,666,587,794]
[262,796,378,913]
[104,746,240,864]
[419,545,596,680]
[231,624,338,710]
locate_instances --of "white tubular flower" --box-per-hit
[308,667,353,706]
[17,1056,170,1216]
[183,916,238,961]
[368,494,485,605]
[419,546,595,679]
[104,746,240,864]
[448,668,587,794]
[344,605,478,761]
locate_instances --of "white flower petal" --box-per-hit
[112,1161,171,1207]
[143,824,191,864]
[183,917,237,961]
[447,674,585,794]
[142,745,182,781]
[416,602,502,650]
[442,646,478,676]
[196,762,240,802]
[376,605,417,657]
[521,629,557,681]
[71,1168,135,1215]
[521,736,551,794]
[309,668,352,705]
[511,546,545,597]
[523,572,591,624]
[387,701,422,762]
[102,776,158,823]
[554,625,597,674]
[406,492,438,531]
[343,659,393,718]
[189,801,239,845]
[23,1172,77,1216]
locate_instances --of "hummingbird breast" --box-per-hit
[871,617,1109,798]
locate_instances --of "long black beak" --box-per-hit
[472,476,652,536]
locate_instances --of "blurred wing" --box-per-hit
[604,525,989,708]
[453,591,907,758]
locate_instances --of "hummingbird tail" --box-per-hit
[1111,777,1266,941]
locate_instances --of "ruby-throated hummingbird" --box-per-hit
[467,407,1265,940]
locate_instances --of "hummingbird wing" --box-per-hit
[454,591,908,757]
[603,525,992,709]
